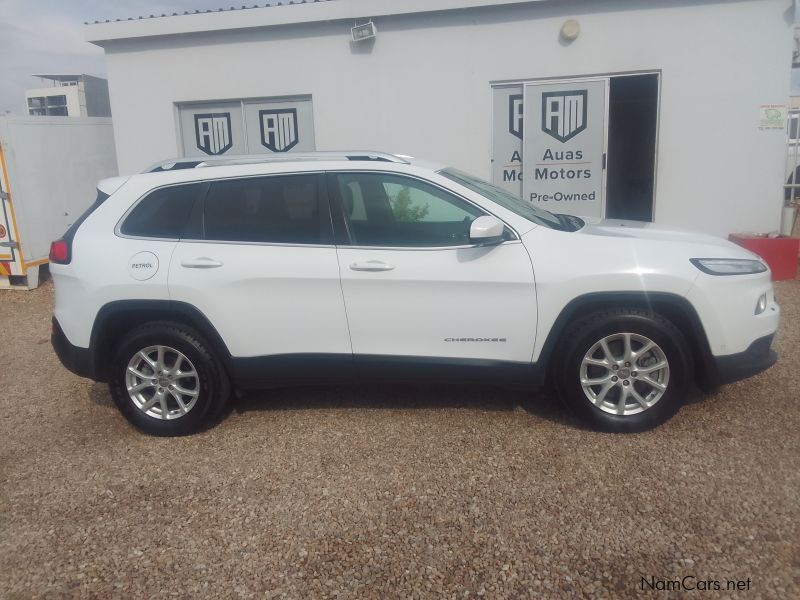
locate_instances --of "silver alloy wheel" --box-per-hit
[580,333,670,416]
[125,345,200,420]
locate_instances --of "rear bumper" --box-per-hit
[51,317,101,381]
[712,334,777,386]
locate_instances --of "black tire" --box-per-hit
[553,307,692,433]
[108,321,230,436]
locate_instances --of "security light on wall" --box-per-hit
[560,19,580,42]
[352,21,377,43]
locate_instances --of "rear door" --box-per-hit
[168,172,352,384]
[329,171,537,372]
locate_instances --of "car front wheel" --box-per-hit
[554,307,691,432]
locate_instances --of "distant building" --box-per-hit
[25,74,111,117]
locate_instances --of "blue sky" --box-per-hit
[0,0,236,114]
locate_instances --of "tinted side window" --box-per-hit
[204,175,323,244]
[120,184,203,239]
[333,173,484,247]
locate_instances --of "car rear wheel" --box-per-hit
[554,307,691,432]
[109,322,230,436]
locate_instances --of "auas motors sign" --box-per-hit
[522,80,606,219]
[536,91,592,182]
[509,94,524,140]
[541,91,587,142]
[194,113,233,155]
[260,108,299,152]
[190,105,305,156]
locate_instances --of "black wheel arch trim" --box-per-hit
[537,291,719,391]
[88,299,233,381]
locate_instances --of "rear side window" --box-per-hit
[203,174,325,244]
[120,183,204,239]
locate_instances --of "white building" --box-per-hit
[25,74,111,118]
[86,0,792,237]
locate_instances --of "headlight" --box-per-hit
[690,258,768,276]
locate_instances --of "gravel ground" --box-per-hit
[1,276,798,599]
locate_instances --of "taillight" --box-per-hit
[49,239,70,264]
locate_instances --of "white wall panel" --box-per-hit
[101,0,791,236]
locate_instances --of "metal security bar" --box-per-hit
[784,109,800,235]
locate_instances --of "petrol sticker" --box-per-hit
[128,251,159,281]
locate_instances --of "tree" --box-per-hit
[390,186,429,222]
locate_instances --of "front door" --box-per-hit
[328,171,537,375]
[168,172,352,384]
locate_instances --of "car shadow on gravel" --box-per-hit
[86,380,583,431]
[228,383,587,430]
[87,379,708,433]
[88,381,115,408]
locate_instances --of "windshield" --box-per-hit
[438,168,564,229]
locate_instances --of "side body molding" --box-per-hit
[83,292,716,390]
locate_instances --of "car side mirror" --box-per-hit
[469,216,505,245]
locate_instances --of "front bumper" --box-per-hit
[51,317,101,381]
[711,334,777,386]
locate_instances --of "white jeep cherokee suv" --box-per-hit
[50,152,779,436]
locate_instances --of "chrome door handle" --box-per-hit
[181,257,223,269]
[349,260,395,272]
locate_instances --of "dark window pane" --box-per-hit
[121,183,203,238]
[46,95,67,107]
[47,106,68,116]
[204,175,321,244]
[27,97,45,108]
[789,115,800,141]
[334,173,483,247]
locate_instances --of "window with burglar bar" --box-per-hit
[785,109,800,204]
